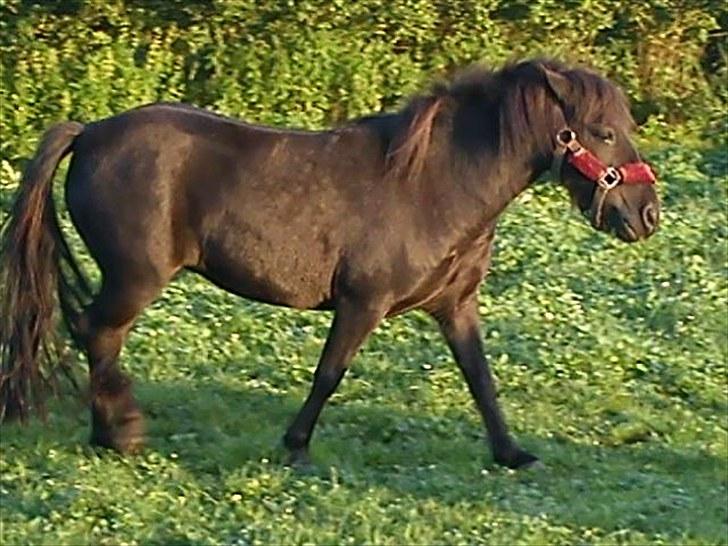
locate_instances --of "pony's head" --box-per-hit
[538,62,660,242]
[381,59,660,242]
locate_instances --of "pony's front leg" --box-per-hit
[283,299,384,465]
[433,296,539,469]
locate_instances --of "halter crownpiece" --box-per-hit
[553,128,657,190]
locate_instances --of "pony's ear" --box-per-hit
[539,64,572,105]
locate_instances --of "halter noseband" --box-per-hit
[551,128,656,190]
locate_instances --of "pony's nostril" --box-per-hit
[641,203,659,232]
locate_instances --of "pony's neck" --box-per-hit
[455,127,554,227]
[445,77,561,225]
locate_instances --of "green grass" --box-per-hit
[0,142,726,545]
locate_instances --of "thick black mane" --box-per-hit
[381,58,634,182]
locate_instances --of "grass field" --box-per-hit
[0,140,726,545]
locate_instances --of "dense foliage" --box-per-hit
[0,0,725,164]
[0,1,726,545]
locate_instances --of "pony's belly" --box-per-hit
[193,238,336,310]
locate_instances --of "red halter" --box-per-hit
[554,129,657,190]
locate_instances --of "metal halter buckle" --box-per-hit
[596,166,621,190]
[556,129,582,153]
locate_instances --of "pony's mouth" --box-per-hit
[604,207,640,242]
[583,204,639,242]
[610,221,639,242]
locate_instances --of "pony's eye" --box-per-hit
[590,125,616,145]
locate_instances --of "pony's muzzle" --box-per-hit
[604,199,660,242]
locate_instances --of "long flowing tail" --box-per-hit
[0,121,93,421]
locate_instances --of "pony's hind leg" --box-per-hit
[81,276,167,453]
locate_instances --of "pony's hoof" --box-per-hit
[113,413,145,454]
[494,448,540,470]
[91,411,145,455]
[520,458,546,472]
[285,447,314,471]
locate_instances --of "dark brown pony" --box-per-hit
[0,59,659,469]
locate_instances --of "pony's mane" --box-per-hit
[384,93,446,183]
[384,58,633,183]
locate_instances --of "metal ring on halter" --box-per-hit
[556,129,582,153]
[556,129,575,146]
[596,166,621,190]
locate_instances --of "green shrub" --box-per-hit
[0,0,724,165]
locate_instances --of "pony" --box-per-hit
[0,59,659,469]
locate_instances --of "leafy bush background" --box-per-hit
[1,0,725,167]
[1,2,727,544]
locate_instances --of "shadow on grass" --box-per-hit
[4,375,723,542]
[148,379,728,538]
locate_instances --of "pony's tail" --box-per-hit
[0,121,93,422]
